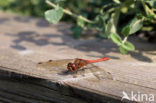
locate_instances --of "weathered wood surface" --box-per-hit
[0,71,89,103]
[0,12,156,103]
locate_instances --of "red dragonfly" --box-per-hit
[37,57,112,80]
[67,57,109,72]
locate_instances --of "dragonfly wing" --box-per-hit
[36,59,74,73]
[87,63,113,80]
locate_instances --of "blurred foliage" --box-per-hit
[0,0,49,17]
[45,0,156,54]
[0,0,115,22]
[0,0,107,19]
[0,0,156,54]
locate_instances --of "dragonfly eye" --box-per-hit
[67,63,72,67]
[67,63,76,71]
[67,63,73,71]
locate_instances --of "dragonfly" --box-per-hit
[36,57,112,80]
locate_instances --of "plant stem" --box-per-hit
[122,37,128,43]
[46,0,94,23]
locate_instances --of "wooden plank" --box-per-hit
[0,72,88,103]
[0,12,156,103]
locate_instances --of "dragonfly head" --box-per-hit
[67,62,76,72]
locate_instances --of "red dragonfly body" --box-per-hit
[67,57,109,72]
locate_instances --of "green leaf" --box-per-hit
[31,0,40,5]
[121,41,135,51]
[45,7,63,24]
[105,9,120,35]
[77,18,85,28]
[94,14,109,38]
[121,17,143,36]
[99,28,108,39]
[145,0,156,8]
[71,26,83,39]
[110,33,122,45]
[121,26,130,36]
[129,17,143,34]
[119,46,127,54]
[113,0,121,4]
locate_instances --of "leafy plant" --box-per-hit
[44,0,156,54]
[45,0,156,54]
